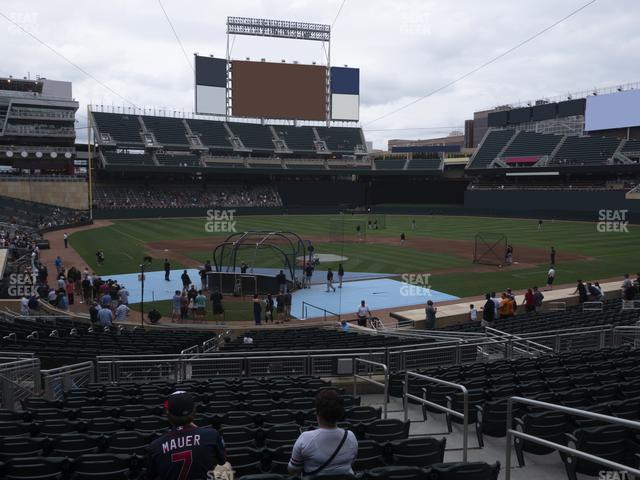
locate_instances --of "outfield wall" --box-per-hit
[0,179,88,210]
[464,189,640,220]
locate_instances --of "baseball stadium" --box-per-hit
[1,2,640,480]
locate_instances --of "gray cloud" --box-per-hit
[1,0,638,149]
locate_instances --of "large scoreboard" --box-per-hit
[231,60,326,121]
[194,17,360,122]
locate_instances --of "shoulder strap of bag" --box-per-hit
[303,429,349,476]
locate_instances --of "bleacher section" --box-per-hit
[0,316,212,368]
[222,328,436,352]
[442,298,635,335]
[91,113,368,166]
[186,119,233,149]
[155,153,200,167]
[315,126,364,153]
[226,122,275,151]
[0,195,87,230]
[102,152,154,166]
[375,159,406,170]
[551,135,621,166]
[92,113,143,145]
[140,116,188,146]
[467,129,515,169]
[272,126,316,153]
[406,158,442,170]
[502,131,562,159]
[468,128,631,169]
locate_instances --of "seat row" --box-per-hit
[0,418,410,447]
[3,405,379,428]
[0,455,501,480]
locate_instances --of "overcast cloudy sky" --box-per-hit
[1,0,638,149]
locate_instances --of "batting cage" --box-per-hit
[473,232,508,266]
[210,231,308,295]
[329,217,367,243]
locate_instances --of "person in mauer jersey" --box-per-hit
[147,391,227,480]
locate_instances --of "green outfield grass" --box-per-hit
[69,214,640,298]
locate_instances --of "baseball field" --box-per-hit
[68,214,638,304]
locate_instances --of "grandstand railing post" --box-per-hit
[1,379,14,409]
[505,397,514,480]
[352,358,357,397]
[403,371,409,422]
[462,386,469,462]
[599,329,606,349]
[33,359,41,396]
[455,344,461,365]
[554,333,561,353]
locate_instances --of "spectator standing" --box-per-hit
[97,306,113,328]
[276,293,285,324]
[574,280,589,303]
[195,290,207,321]
[181,270,192,290]
[252,294,262,326]
[117,285,129,306]
[546,266,556,291]
[210,290,224,325]
[523,288,535,312]
[243,333,254,345]
[264,294,274,323]
[304,263,314,289]
[180,292,189,321]
[491,292,500,320]
[425,300,437,329]
[356,300,371,327]
[284,291,292,322]
[622,274,635,300]
[63,233,68,248]
[326,268,336,292]
[164,259,171,281]
[65,278,75,306]
[338,264,345,288]
[533,286,544,312]
[469,304,477,322]
[20,295,29,316]
[276,270,287,294]
[482,293,495,327]
[114,302,130,322]
[171,291,182,323]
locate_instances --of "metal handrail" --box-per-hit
[301,301,341,322]
[352,358,389,419]
[582,301,604,312]
[403,371,468,462]
[505,396,640,480]
[40,361,94,400]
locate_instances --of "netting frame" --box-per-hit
[212,231,308,288]
[328,217,367,243]
[367,213,387,229]
[473,232,508,266]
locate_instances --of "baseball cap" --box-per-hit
[167,391,195,416]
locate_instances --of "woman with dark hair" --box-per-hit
[288,389,358,477]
